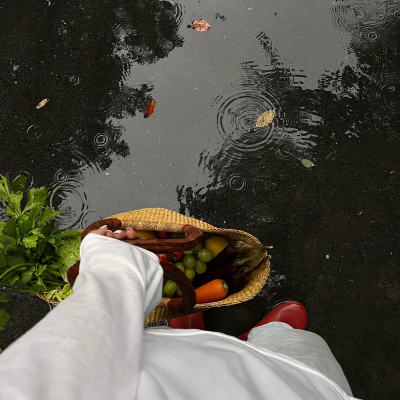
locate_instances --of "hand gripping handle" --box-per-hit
[66,219,202,313]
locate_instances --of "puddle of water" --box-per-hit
[0,0,400,397]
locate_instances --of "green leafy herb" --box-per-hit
[55,234,81,269]
[0,173,83,335]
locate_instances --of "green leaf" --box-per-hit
[29,228,46,239]
[44,289,57,300]
[1,218,16,238]
[8,193,23,216]
[54,291,63,302]
[34,264,47,277]
[52,229,82,238]
[29,284,46,296]
[42,243,56,261]
[8,274,19,285]
[59,265,69,282]
[17,214,32,235]
[0,222,6,233]
[22,236,39,249]
[39,220,57,238]
[0,253,7,269]
[0,234,17,246]
[0,309,10,330]
[19,271,33,285]
[37,276,47,289]
[28,208,41,232]
[55,236,81,269]
[7,247,27,266]
[300,159,316,168]
[11,175,28,193]
[5,205,14,216]
[62,283,71,294]
[38,207,62,227]
[23,187,48,214]
[0,290,12,303]
[0,174,12,195]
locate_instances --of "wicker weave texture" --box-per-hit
[37,208,271,324]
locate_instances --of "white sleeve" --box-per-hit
[0,233,163,400]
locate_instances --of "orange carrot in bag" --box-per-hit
[195,279,228,304]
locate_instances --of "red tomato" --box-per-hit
[163,275,167,283]
[157,231,167,239]
[171,251,184,262]
[157,254,169,262]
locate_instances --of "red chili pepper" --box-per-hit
[157,231,167,239]
[171,251,184,262]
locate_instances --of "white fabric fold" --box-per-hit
[0,234,357,400]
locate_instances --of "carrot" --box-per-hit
[195,279,228,304]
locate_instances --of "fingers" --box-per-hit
[113,230,127,240]
[90,225,109,236]
[91,227,139,241]
[126,227,139,239]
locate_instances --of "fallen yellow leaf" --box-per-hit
[193,20,211,31]
[36,99,49,109]
[255,110,275,128]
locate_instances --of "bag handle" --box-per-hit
[66,218,202,313]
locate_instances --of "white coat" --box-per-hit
[0,234,360,400]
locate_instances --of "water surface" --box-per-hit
[1,0,400,398]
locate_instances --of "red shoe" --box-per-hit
[168,312,205,330]
[238,300,307,341]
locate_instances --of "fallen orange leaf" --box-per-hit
[193,20,211,31]
[36,99,49,109]
[144,99,156,118]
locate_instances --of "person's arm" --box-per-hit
[0,233,163,400]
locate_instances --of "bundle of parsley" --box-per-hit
[0,173,83,350]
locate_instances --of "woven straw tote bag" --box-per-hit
[37,208,271,324]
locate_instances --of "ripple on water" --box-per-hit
[167,0,184,28]
[93,132,110,148]
[274,139,299,161]
[49,178,88,230]
[228,174,248,191]
[68,75,80,86]
[79,211,103,229]
[331,0,388,35]
[213,83,282,155]
[27,125,44,140]
[370,73,400,113]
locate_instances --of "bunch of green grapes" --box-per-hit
[162,242,213,298]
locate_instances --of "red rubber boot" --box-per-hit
[239,300,307,341]
[168,312,205,330]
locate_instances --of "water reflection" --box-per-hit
[331,0,400,50]
[177,3,400,311]
[0,0,183,227]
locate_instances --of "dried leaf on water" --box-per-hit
[36,99,49,109]
[255,110,275,128]
[144,99,156,118]
[193,20,211,31]
[300,159,315,168]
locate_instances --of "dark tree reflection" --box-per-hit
[0,0,183,187]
